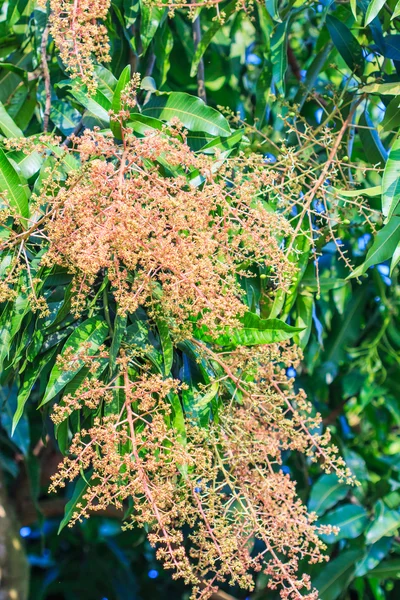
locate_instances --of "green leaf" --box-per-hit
[392,0,400,19]
[271,21,288,95]
[366,500,400,544]
[314,550,364,600]
[0,147,29,224]
[358,110,387,168]
[367,558,400,579]
[0,100,23,137]
[381,96,400,132]
[390,240,400,275]
[308,473,350,516]
[318,504,368,543]
[58,472,93,533]
[111,65,131,139]
[156,318,173,375]
[190,0,237,78]
[334,185,382,197]
[40,317,109,406]
[142,92,231,137]
[12,348,57,434]
[350,0,357,19]
[382,136,400,221]
[196,312,304,347]
[109,312,127,373]
[0,384,30,456]
[365,0,387,25]
[349,218,400,278]
[326,15,364,76]
[356,538,392,577]
[294,294,313,349]
[361,82,400,95]
[0,293,30,371]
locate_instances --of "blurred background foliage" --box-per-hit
[2,0,400,599]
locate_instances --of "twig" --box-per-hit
[191,3,207,103]
[41,26,51,133]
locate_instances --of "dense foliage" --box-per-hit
[1,0,400,599]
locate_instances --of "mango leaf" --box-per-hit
[361,81,400,95]
[365,500,400,544]
[196,312,304,347]
[142,92,231,137]
[367,558,400,579]
[294,294,313,349]
[111,64,131,138]
[0,99,23,137]
[390,241,400,275]
[109,312,127,373]
[318,504,368,543]
[308,474,350,516]
[40,317,109,406]
[12,347,57,434]
[381,97,400,132]
[0,147,29,224]
[334,185,382,197]
[326,16,364,76]
[0,293,30,370]
[190,0,237,78]
[58,472,93,533]
[271,21,288,95]
[382,136,400,221]
[356,538,392,577]
[365,0,387,25]
[314,550,364,600]
[156,318,173,375]
[358,110,387,168]
[0,384,30,456]
[393,0,400,19]
[350,217,400,278]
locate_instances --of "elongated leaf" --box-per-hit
[366,500,400,544]
[358,110,387,168]
[365,0,387,25]
[40,317,109,406]
[271,21,288,95]
[58,472,93,533]
[334,185,382,197]
[111,65,131,138]
[196,312,304,347]
[190,0,237,78]
[156,318,173,375]
[0,147,29,223]
[308,473,350,516]
[142,92,231,137]
[110,312,127,372]
[393,0,400,19]
[12,348,57,434]
[382,136,400,221]
[318,504,368,543]
[356,538,392,577]
[361,81,400,95]
[350,217,400,278]
[314,550,364,600]
[326,16,364,76]
[0,100,23,137]
[368,558,400,578]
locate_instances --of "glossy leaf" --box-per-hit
[308,474,350,516]
[142,92,231,137]
[318,504,368,543]
[350,217,400,278]
[382,136,400,221]
[40,318,109,406]
[326,16,364,76]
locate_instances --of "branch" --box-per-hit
[191,3,207,103]
[41,26,51,133]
